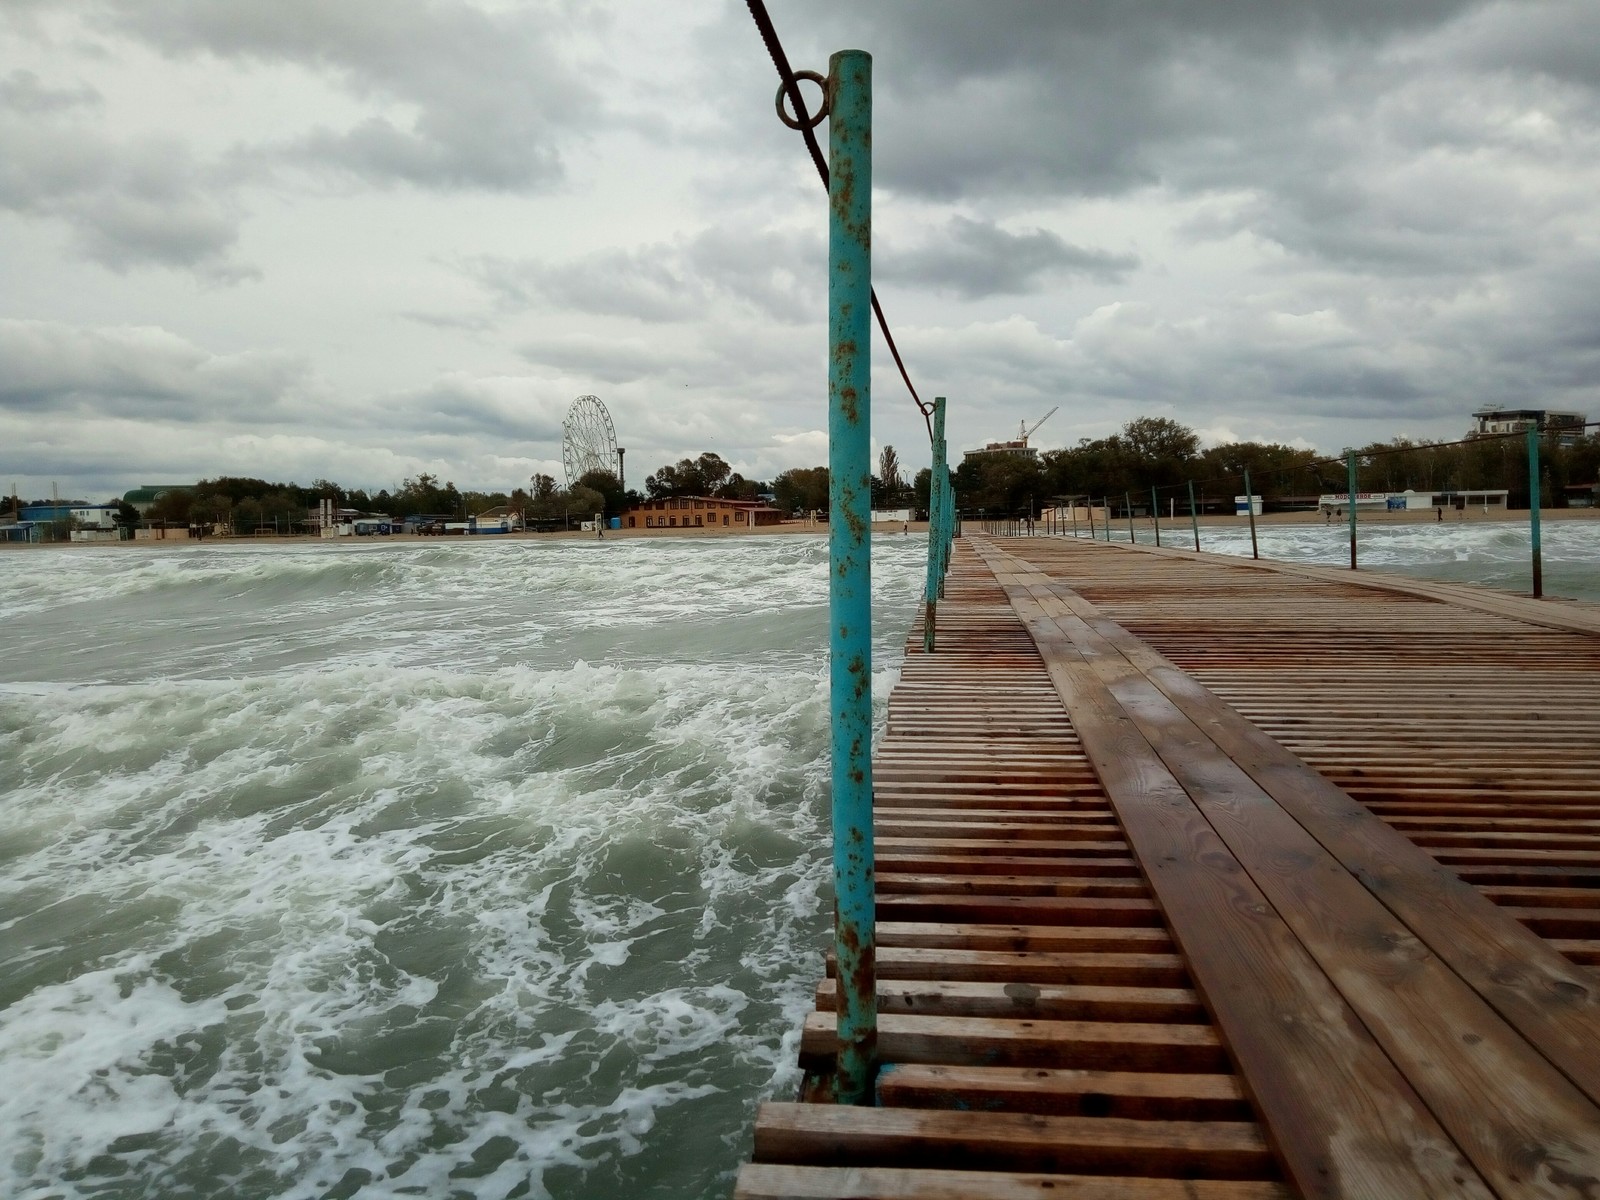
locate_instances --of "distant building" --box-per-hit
[122,485,192,514]
[20,503,118,529]
[962,438,1038,465]
[623,496,784,529]
[1468,406,1587,447]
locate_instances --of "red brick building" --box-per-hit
[623,497,784,530]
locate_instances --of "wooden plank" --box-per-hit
[874,921,1173,953]
[751,1104,1273,1179]
[980,552,1496,1199]
[799,1011,1227,1072]
[1001,553,1600,1110]
[875,1063,1250,1121]
[827,947,1187,987]
[735,1163,1292,1200]
[815,978,1206,1023]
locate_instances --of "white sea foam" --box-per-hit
[0,534,927,1199]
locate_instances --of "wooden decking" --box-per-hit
[736,535,1600,1200]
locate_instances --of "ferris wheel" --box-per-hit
[561,395,620,488]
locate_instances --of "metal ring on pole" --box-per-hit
[775,70,829,129]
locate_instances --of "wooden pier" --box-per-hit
[737,535,1600,1199]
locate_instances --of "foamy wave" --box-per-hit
[0,534,929,1198]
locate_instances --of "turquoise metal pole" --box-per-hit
[1104,498,1113,541]
[1347,450,1358,570]
[923,397,946,652]
[1244,468,1259,560]
[1151,487,1161,546]
[938,468,952,597]
[1528,427,1543,599]
[825,47,875,1104]
[1125,492,1135,543]
[1187,481,1200,551]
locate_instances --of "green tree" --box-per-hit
[112,500,141,535]
[233,497,263,533]
[645,452,733,498]
[954,453,1045,515]
[577,470,626,516]
[714,472,763,501]
[878,445,903,498]
[772,466,829,514]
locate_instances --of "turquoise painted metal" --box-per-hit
[1528,427,1543,599]
[923,396,947,652]
[825,47,876,1104]
[1243,468,1259,560]
[1187,481,1200,551]
[936,465,949,596]
[1151,487,1161,547]
[1347,450,1358,570]
[1125,492,1135,543]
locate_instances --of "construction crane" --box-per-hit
[1019,406,1059,445]
[963,406,1062,466]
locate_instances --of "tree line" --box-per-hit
[934,417,1600,516]
[40,418,1589,533]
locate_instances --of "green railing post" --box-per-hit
[923,397,946,653]
[1347,450,1358,570]
[1187,481,1200,551]
[1085,501,1094,540]
[1243,468,1259,560]
[1528,427,1543,599]
[1125,492,1135,543]
[825,47,875,1104]
[1151,487,1161,547]
[1104,498,1113,541]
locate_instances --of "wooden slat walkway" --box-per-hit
[737,536,1600,1200]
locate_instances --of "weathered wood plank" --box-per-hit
[982,549,1496,1199]
[751,1104,1273,1179]
[735,1163,1291,1200]
[875,1063,1250,1121]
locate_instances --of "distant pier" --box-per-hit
[738,534,1600,1199]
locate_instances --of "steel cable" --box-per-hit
[744,0,934,441]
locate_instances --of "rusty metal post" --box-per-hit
[923,396,946,652]
[1151,486,1162,547]
[1347,450,1358,570]
[1187,481,1200,551]
[1528,427,1543,598]
[825,47,876,1105]
[1244,468,1259,560]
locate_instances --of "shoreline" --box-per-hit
[3,507,1598,551]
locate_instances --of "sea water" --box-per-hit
[1126,518,1600,604]
[0,534,927,1200]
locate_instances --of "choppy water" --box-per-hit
[0,535,927,1200]
[1110,518,1600,603]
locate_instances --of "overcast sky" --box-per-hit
[4,1,1599,502]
